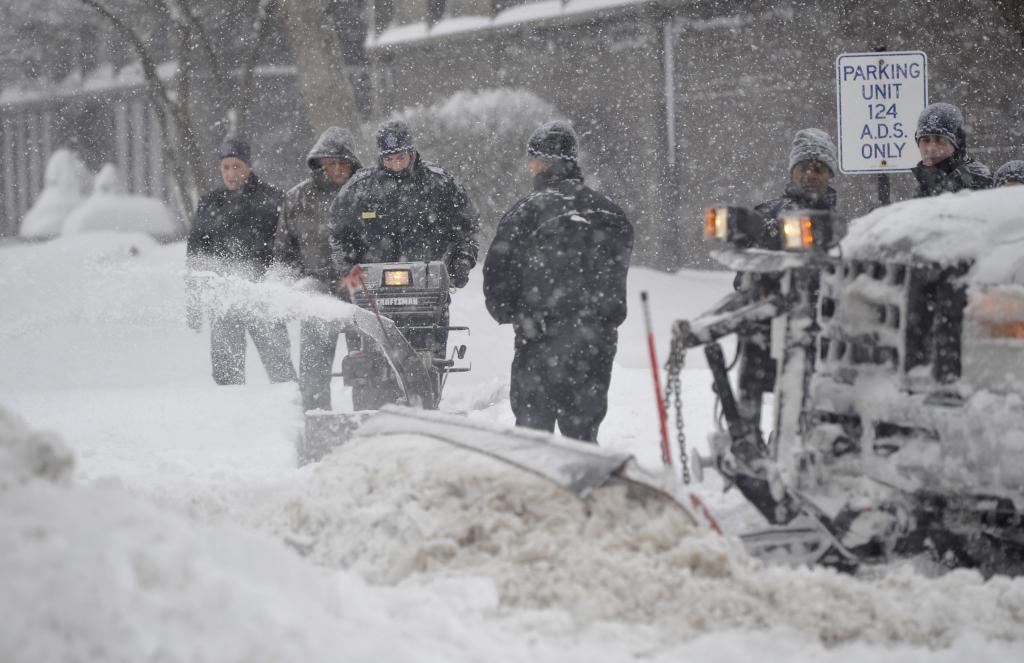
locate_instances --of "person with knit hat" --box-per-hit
[994,160,1024,188]
[750,128,839,248]
[328,120,480,377]
[483,120,633,443]
[733,127,840,425]
[185,137,296,386]
[912,102,993,197]
[273,126,363,411]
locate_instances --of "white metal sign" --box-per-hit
[835,51,928,173]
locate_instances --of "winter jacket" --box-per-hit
[328,151,480,278]
[483,160,633,340]
[186,173,284,280]
[274,128,363,288]
[912,155,993,197]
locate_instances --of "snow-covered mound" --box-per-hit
[62,164,182,239]
[187,432,1024,651]
[842,186,1024,282]
[19,149,92,239]
[0,406,73,489]
[0,411,580,663]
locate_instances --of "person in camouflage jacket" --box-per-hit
[273,127,363,411]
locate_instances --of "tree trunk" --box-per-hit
[282,0,361,144]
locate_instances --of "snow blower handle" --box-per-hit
[640,291,673,468]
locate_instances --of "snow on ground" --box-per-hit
[1,233,1023,661]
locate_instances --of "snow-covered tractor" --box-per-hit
[673,188,1024,575]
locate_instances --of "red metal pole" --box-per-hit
[640,291,673,467]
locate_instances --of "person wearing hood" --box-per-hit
[273,126,363,411]
[186,137,296,386]
[994,160,1024,187]
[734,128,840,424]
[483,121,633,443]
[912,102,993,197]
[329,120,480,363]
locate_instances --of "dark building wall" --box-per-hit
[369,5,681,267]
[669,0,1024,262]
[367,0,1024,268]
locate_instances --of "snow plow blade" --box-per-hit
[303,405,714,529]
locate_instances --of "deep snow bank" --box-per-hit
[0,405,73,488]
[189,432,1024,650]
[0,407,630,663]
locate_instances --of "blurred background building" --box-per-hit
[2,0,1022,267]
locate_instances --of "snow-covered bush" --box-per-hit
[361,88,565,248]
[18,149,92,239]
[62,163,183,240]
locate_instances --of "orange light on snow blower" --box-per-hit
[382,269,412,287]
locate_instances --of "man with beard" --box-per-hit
[273,127,363,411]
[483,121,633,442]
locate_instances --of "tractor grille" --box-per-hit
[817,257,968,387]
[817,259,922,385]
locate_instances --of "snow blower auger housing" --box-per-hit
[298,260,469,465]
[344,260,469,410]
[673,195,1024,576]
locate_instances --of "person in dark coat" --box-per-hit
[994,160,1024,187]
[273,127,363,411]
[186,138,296,385]
[736,128,839,424]
[912,103,993,197]
[483,121,633,443]
[329,120,480,356]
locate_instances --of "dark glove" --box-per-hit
[449,257,473,288]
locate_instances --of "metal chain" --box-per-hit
[665,327,690,484]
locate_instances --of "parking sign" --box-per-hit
[836,51,928,173]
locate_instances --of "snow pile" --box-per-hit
[189,433,1024,651]
[0,404,621,663]
[62,164,182,239]
[842,186,1024,276]
[19,149,92,239]
[0,406,73,489]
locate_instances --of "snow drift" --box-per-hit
[19,149,92,239]
[62,164,182,239]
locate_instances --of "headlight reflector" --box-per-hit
[382,269,412,287]
[781,214,815,251]
[705,207,730,240]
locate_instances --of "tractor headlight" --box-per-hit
[778,210,841,252]
[781,214,815,251]
[705,207,730,241]
[382,269,412,287]
[968,288,1024,339]
[704,206,765,245]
